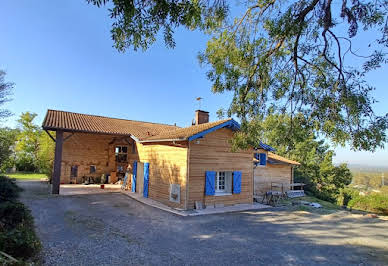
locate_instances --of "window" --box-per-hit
[90,165,96,174]
[259,153,267,166]
[115,146,128,162]
[215,171,232,195]
[70,165,78,178]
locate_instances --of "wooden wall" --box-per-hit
[60,132,138,183]
[254,163,292,196]
[136,142,188,209]
[188,128,253,209]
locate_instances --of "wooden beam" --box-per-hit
[45,130,56,142]
[52,130,63,194]
[63,132,74,142]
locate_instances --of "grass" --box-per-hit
[6,172,47,180]
[279,195,342,214]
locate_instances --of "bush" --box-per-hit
[0,175,22,202]
[0,202,41,259]
[0,176,41,261]
[337,187,359,206]
[348,193,388,215]
[337,187,388,215]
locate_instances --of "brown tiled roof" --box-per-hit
[253,152,300,165]
[268,152,300,165]
[141,118,233,141]
[42,110,179,140]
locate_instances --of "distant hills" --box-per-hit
[345,164,388,172]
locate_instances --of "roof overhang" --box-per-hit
[255,141,276,152]
[187,119,240,141]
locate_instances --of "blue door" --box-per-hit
[143,162,149,198]
[131,161,137,192]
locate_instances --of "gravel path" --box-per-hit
[19,180,388,266]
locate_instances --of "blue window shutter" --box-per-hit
[131,161,137,192]
[143,162,149,198]
[205,171,216,196]
[259,153,267,166]
[233,171,242,194]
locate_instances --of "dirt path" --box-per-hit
[19,180,388,266]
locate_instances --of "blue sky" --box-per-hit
[0,0,387,167]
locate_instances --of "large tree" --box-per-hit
[259,113,352,201]
[15,112,40,172]
[88,0,388,151]
[0,70,13,122]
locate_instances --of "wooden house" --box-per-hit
[42,109,298,210]
[253,151,300,196]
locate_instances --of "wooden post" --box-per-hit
[52,130,63,194]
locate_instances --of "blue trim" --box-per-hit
[259,153,267,166]
[143,162,149,198]
[188,119,240,141]
[256,141,276,152]
[205,171,216,196]
[233,171,242,194]
[131,161,137,192]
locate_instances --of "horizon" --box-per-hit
[1,0,387,167]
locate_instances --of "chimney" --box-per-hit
[195,110,209,125]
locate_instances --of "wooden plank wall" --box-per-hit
[136,142,188,209]
[188,128,253,209]
[60,132,138,183]
[254,164,292,196]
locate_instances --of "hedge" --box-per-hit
[0,175,41,262]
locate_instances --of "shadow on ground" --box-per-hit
[18,180,388,266]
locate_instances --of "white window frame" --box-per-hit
[115,145,128,163]
[215,171,232,196]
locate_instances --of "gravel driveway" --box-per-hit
[19,180,388,266]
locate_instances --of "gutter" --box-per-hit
[139,138,187,143]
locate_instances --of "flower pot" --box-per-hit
[100,184,104,189]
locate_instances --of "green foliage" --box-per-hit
[89,0,388,151]
[338,187,388,215]
[87,0,227,51]
[0,70,13,121]
[256,113,352,202]
[0,128,18,172]
[0,176,41,260]
[0,202,41,260]
[0,176,22,202]
[199,0,388,151]
[14,112,55,174]
[36,132,55,176]
[15,112,40,172]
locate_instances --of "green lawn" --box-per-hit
[6,172,48,180]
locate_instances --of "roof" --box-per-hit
[256,141,276,152]
[140,118,240,142]
[42,110,241,142]
[42,109,179,140]
[268,152,300,165]
[253,152,300,165]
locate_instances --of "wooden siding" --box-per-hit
[60,132,138,183]
[136,142,188,209]
[188,128,253,209]
[254,164,292,196]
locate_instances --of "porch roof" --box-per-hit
[42,109,179,140]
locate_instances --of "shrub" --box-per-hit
[0,175,22,202]
[0,176,41,261]
[348,193,388,215]
[337,187,359,206]
[0,201,41,259]
[337,187,388,215]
